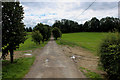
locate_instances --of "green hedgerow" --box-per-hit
[32,31,43,44]
[52,27,62,40]
[98,32,120,80]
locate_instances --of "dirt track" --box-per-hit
[24,37,86,78]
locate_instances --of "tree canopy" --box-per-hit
[52,17,120,33]
[25,27,32,32]
[33,23,51,42]
[52,27,62,40]
[32,31,43,44]
[2,1,26,63]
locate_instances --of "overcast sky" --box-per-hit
[20,0,119,28]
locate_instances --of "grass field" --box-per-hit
[57,32,108,54]
[16,32,48,51]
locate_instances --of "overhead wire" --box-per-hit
[74,0,96,20]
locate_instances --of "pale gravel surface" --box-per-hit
[24,37,86,78]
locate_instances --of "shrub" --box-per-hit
[52,27,62,40]
[98,32,120,80]
[32,31,43,44]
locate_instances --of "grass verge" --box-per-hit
[79,67,103,80]
[2,56,35,79]
[16,33,48,51]
[3,32,49,79]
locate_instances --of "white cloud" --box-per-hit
[21,2,118,28]
[19,0,119,2]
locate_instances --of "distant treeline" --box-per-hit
[24,27,33,32]
[52,17,120,33]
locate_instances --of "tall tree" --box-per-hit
[25,27,29,32]
[83,21,90,32]
[52,19,81,33]
[100,17,120,32]
[0,2,2,53]
[46,27,51,40]
[33,23,51,42]
[28,27,32,32]
[90,17,100,32]
[52,27,62,40]
[32,31,43,44]
[2,1,26,63]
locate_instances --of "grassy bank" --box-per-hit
[16,32,48,51]
[2,57,35,79]
[2,32,48,79]
[57,32,108,54]
[79,67,103,80]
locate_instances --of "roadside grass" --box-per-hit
[26,32,32,35]
[79,67,103,80]
[16,32,48,51]
[2,32,48,79]
[2,56,35,79]
[56,32,108,54]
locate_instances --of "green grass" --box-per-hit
[79,67,103,80]
[56,39,79,47]
[2,56,35,79]
[16,32,48,51]
[2,32,48,79]
[57,32,108,54]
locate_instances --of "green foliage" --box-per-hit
[52,27,62,40]
[32,31,43,44]
[83,17,100,32]
[2,1,26,63]
[90,17,100,32]
[52,19,82,33]
[98,32,120,80]
[100,17,120,32]
[33,23,51,42]
[52,17,120,33]
[46,27,52,40]
[2,57,35,79]
[16,33,48,51]
[25,27,32,32]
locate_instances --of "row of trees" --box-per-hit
[32,23,51,43]
[52,17,120,33]
[83,17,120,32]
[52,19,81,33]
[32,31,43,44]
[1,1,57,63]
[24,27,32,32]
[32,26,62,44]
[52,27,62,40]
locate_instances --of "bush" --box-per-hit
[32,31,43,44]
[52,27,62,40]
[33,23,51,43]
[98,32,120,80]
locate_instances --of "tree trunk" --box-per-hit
[39,41,40,45]
[10,49,14,63]
[42,40,44,43]
[56,38,57,40]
